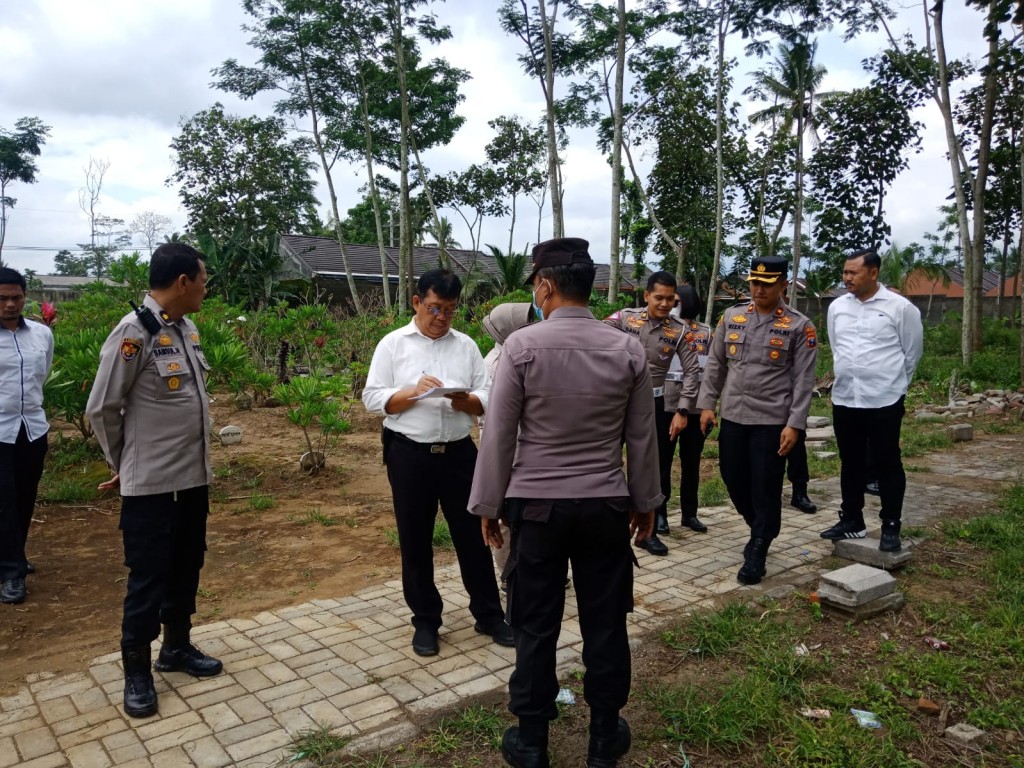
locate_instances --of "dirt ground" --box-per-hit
[1,399,724,697]
[0,402,409,694]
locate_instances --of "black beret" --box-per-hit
[524,237,592,285]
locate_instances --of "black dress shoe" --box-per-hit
[1,578,26,604]
[411,627,439,656]
[790,492,818,514]
[501,726,550,768]
[475,619,514,647]
[682,515,708,533]
[634,534,668,556]
[587,717,631,767]
[865,481,880,496]
[26,560,35,574]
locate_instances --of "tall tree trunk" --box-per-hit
[358,79,391,311]
[620,139,681,272]
[997,216,1010,318]
[508,194,518,256]
[296,29,362,314]
[932,1,978,365]
[707,5,728,325]
[968,0,1000,347]
[1019,120,1024,385]
[393,2,412,311]
[606,0,626,303]
[791,110,805,313]
[675,242,687,282]
[538,0,564,238]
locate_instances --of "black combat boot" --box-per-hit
[737,538,768,585]
[790,484,817,514]
[587,713,631,768]
[154,623,224,677]
[879,521,902,552]
[501,718,549,768]
[121,646,158,718]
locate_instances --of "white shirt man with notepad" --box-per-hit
[362,268,511,658]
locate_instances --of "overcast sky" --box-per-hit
[0,0,990,276]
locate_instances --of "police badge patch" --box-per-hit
[120,338,142,362]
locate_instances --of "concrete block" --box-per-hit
[805,416,831,429]
[818,563,895,607]
[814,451,837,460]
[944,722,987,747]
[833,538,913,570]
[947,423,973,442]
[806,426,835,441]
[821,591,905,621]
[219,426,243,445]
[806,440,828,450]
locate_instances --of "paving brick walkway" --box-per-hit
[1,434,1019,768]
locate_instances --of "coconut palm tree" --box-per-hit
[423,216,461,265]
[749,36,840,311]
[880,241,951,322]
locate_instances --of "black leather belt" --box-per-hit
[386,428,470,454]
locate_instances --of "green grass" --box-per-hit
[38,436,109,504]
[247,493,276,511]
[697,476,728,507]
[424,705,505,754]
[38,475,101,504]
[384,519,453,550]
[293,507,337,527]
[285,724,350,765]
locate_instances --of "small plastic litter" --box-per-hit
[923,636,950,651]
[555,688,576,705]
[850,708,882,728]
[800,708,832,720]
[794,643,810,657]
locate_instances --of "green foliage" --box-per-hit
[914,314,1021,392]
[294,507,338,527]
[247,494,276,511]
[44,327,108,440]
[425,705,505,754]
[38,436,108,503]
[195,228,287,310]
[273,376,352,474]
[697,476,729,507]
[286,724,350,766]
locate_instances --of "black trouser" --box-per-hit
[504,498,633,722]
[786,430,809,486]
[654,397,675,519]
[677,415,707,519]
[718,419,785,541]
[120,485,209,648]
[833,398,906,524]
[0,425,48,581]
[383,431,503,633]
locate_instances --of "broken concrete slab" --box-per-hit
[833,537,913,570]
[814,451,837,460]
[944,722,987,747]
[818,563,896,607]
[805,416,831,429]
[821,591,905,621]
[947,423,974,442]
[806,426,835,441]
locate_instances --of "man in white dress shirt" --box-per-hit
[362,269,511,657]
[820,249,923,552]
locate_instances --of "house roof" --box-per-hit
[31,275,116,289]
[278,235,649,292]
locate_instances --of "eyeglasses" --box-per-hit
[424,305,458,319]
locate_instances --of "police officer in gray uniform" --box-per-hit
[697,256,817,585]
[604,272,699,555]
[470,238,661,768]
[87,243,222,719]
[666,284,712,532]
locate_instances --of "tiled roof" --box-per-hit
[279,235,648,291]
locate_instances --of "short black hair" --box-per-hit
[150,243,204,290]
[848,248,881,270]
[0,267,27,293]
[647,271,676,292]
[537,262,596,302]
[417,269,462,300]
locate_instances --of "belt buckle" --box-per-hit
[430,444,446,454]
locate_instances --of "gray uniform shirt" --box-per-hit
[666,319,712,415]
[86,294,212,496]
[468,305,663,518]
[696,300,817,430]
[603,308,700,412]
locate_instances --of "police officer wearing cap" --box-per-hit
[697,256,817,585]
[604,272,699,555]
[667,283,712,533]
[470,238,661,768]
[86,243,222,719]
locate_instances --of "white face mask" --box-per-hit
[531,281,547,321]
